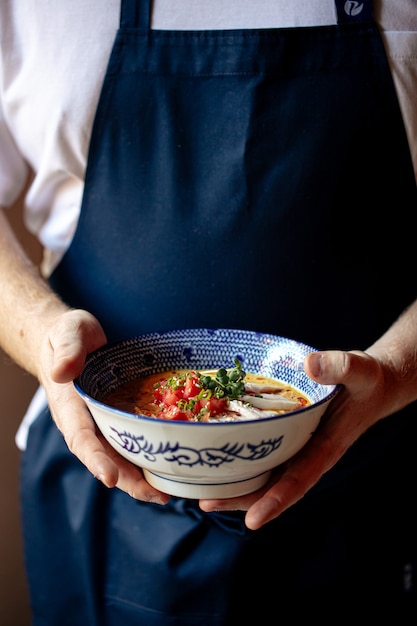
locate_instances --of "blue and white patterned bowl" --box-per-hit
[74,328,340,499]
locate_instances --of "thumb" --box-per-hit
[48,310,107,383]
[303,349,375,387]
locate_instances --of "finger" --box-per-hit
[102,439,170,505]
[49,381,121,487]
[48,310,107,383]
[199,466,287,514]
[200,433,332,528]
[52,382,169,503]
[243,437,335,530]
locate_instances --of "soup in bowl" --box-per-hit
[74,328,340,499]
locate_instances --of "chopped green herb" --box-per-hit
[199,358,246,400]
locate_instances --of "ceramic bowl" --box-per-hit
[74,328,340,499]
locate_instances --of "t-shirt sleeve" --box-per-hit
[0,92,29,208]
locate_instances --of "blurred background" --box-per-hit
[0,191,41,626]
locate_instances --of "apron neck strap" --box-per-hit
[334,0,374,24]
[120,1,374,30]
[120,0,152,30]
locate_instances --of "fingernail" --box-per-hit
[308,353,322,377]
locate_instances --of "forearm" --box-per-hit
[0,208,69,379]
[366,298,417,415]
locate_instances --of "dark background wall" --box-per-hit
[0,193,41,626]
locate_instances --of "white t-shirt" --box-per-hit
[1,0,416,448]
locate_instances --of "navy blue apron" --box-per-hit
[22,1,416,623]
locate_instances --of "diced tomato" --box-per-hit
[153,371,231,421]
[159,405,190,421]
[161,388,184,407]
[206,396,228,415]
[192,399,203,414]
[183,373,201,399]
[153,380,167,403]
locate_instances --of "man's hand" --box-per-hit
[199,348,400,529]
[38,308,170,505]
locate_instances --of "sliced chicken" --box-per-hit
[227,400,280,421]
[240,393,299,411]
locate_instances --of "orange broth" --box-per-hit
[104,369,310,421]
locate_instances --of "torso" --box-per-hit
[0,1,416,275]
